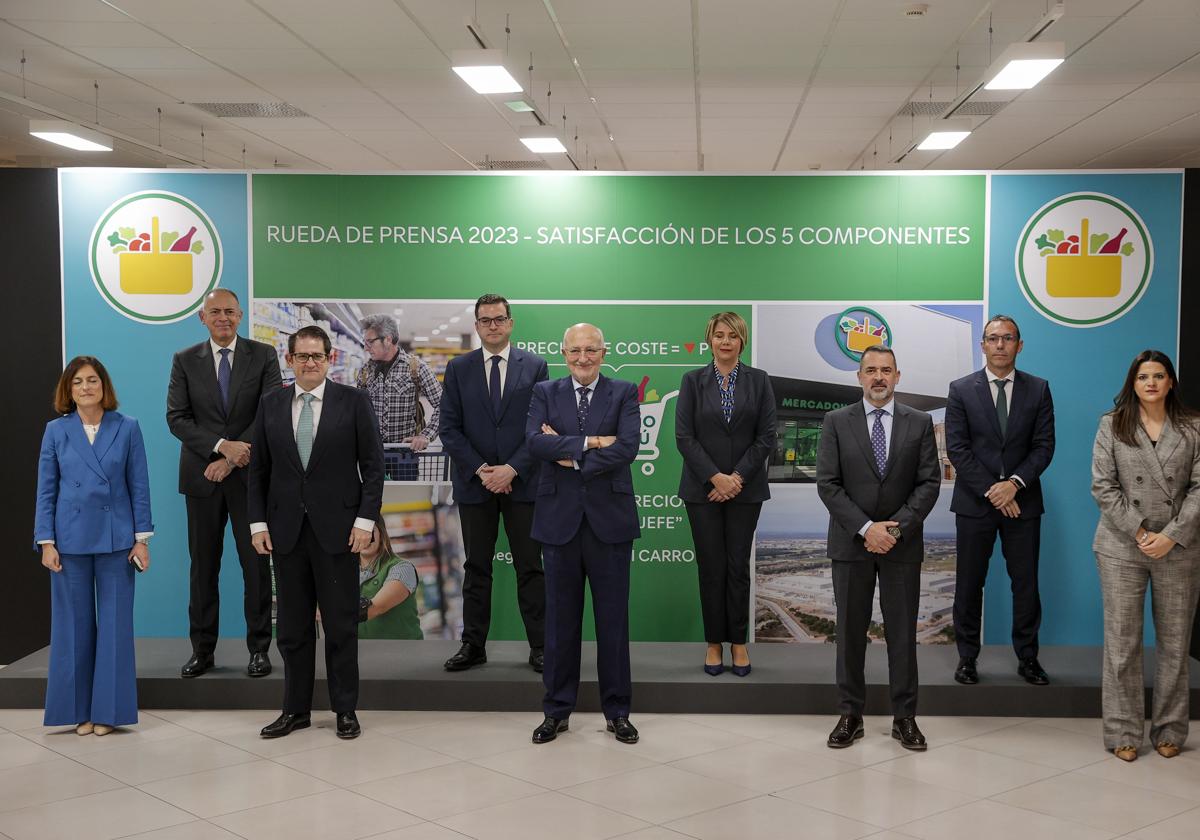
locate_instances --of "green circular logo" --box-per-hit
[835,306,892,361]
[88,191,222,323]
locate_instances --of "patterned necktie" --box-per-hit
[217,348,231,412]
[870,408,888,475]
[297,393,315,469]
[994,379,1009,437]
[577,386,590,433]
[489,355,503,416]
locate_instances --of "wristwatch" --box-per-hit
[886,526,902,539]
[135,536,151,545]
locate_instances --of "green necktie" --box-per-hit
[297,392,315,469]
[994,379,1008,437]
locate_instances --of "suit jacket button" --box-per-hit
[1135,476,1143,483]
[1133,499,1141,506]
[1167,475,1175,482]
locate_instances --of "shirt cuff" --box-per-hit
[858,520,874,538]
[213,438,226,455]
[1010,474,1026,488]
[134,531,154,541]
[250,522,268,535]
[475,463,488,476]
[353,517,374,532]
[37,539,54,545]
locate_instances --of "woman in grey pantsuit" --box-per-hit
[1091,349,1200,762]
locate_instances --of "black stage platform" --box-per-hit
[3,640,1198,717]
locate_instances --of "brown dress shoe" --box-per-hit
[1114,745,1138,762]
[1155,741,1180,758]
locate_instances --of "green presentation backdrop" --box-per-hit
[251,174,986,301]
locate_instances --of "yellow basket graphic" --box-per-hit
[119,216,194,295]
[845,316,885,352]
[1045,218,1121,299]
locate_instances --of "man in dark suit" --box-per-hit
[816,345,941,751]
[248,325,384,740]
[946,315,1055,686]
[440,294,549,673]
[526,323,641,745]
[167,289,282,679]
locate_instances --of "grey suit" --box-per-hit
[1091,414,1200,750]
[816,401,941,717]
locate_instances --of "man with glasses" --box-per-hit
[946,315,1055,686]
[439,294,549,672]
[357,314,442,480]
[167,289,281,680]
[248,325,385,740]
[526,323,642,745]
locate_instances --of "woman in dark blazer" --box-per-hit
[34,356,153,735]
[1091,350,1200,762]
[675,312,776,676]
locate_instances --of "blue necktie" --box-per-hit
[297,393,315,469]
[217,347,231,413]
[489,355,503,416]
[577,386,590,433]
[871,408,888,475]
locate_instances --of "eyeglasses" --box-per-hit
[290,352,329,364]
[565,347,604,358]
[983,334,1019,346]
[363,336,385,348]
[476,316,511,327]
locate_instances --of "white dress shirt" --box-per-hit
[984,367,1025,488]
[211,336,238,455]
[250,379,373,537]
[484,343,511,395]
[858,397,895,537]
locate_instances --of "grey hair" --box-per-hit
[562,322,605,348]
[360,313,399,344]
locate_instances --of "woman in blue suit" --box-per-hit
[34,356,153,735]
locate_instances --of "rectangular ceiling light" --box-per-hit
[451,49,522,94]
[29,119,112,151]
[916,119,971,151]
[984,42,1065,90]
[519,126,567,154]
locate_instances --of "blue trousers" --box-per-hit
[44,550,138,727]
[541,518,632,720]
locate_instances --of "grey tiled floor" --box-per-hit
[0,708,1196,840]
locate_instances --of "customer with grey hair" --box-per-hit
[357,313,442,454]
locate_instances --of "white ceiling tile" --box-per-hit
[71,46,215,70]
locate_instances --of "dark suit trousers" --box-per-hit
[542,518,632,720]
[186,477,272,655]
[952,512,1042,660]
[832,557,920,719]
[458,497,545,649]
[274,518,360,714]
[685,501,762,644]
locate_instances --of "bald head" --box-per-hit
[199,288,242,346]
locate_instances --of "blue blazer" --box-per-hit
[945,368,1056,519]
[34,411,153,555]
[526,375,641,546]
[439,347,549,504]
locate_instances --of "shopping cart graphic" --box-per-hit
[637,389,678,475]
[384,444,450,483]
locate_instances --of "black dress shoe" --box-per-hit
[1018,657,1050,685]
[827,715,864,749]
[443,642,487,672]
[247,651,272,678]
[260,712,310,739]
[336,712,361,740]
[181,653,214,678]
[954,656,979,685]
[529,648,544,673]
[892,717,927,751]
[532,715,569,744]
[606,717,639,744]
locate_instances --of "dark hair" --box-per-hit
[1109,350,1199,446]
[362,513,396,575]
[858,344,897,370]
[983,314,1021,341]
[475,293,511,318]
[54,355,118,414]
[288,325,332,354]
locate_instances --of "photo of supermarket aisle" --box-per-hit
[252,299,476,482]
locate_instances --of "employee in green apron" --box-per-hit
[358,514,423,640]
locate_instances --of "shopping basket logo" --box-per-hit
[1016,192,1151,328]
[835,306,892,362]
[635,376,678,476]
[89,191,222,323]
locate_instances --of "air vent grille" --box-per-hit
[901,100,1006,117]
[189,102,310,118]
[475,159,550,170]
